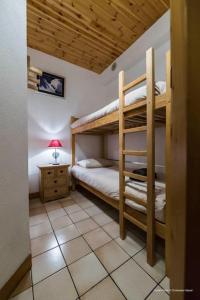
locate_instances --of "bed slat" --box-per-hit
[123,150,147,156]
[123,171,147,182]
[124,192,147,208]
[123,125,147,134]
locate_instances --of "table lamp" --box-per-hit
[48,139,63,165]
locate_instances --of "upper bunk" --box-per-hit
[71,49,171,135]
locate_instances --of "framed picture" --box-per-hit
[37,72,65,97]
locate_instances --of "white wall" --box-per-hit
[28,49,107,193]
[0,0,29,289]
[28,11,170,192]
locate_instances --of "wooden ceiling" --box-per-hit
[27,0,169,74]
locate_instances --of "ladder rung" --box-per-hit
[123,150,147,156]
[123,211,147,231]
[123,125,147,134]
[123,171,147,182]
[123,74,146,92]
[123,99,147,113]
[124,192,147,208]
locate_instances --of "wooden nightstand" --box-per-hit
[38,164,70,202]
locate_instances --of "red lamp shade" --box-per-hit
[48,139,63,148]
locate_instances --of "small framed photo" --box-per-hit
[37,72,65,97]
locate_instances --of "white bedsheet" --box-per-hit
[71,81,166,129]
[71,166,166,222]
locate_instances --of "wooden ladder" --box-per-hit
[119,48,156,266]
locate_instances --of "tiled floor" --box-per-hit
[10,190,170,300]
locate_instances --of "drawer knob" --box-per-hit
[54,180,57,183]
[48,171,51,175]
[54,190,58,193]
[60,170,63,173]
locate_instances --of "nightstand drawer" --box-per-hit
[44,177,67,188]
[44,186,67,200]
[44,168,55,178]
[56,167,66,177]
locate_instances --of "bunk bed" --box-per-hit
[70,48,171,273]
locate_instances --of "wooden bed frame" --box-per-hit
[70,48,171,274]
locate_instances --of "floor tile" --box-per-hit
[69,210,89,223]
[11,288,33,300]
[75,218,99,234]
[48,208,66,221]
[29,213,49,227]
[31,232,58,257]
[95,240,129,273]
[92,212,113,226]
[65,203,82,214]
[29,198,43,209]
[133,249,165,282]
[160,277,170,293]
[84,206,102,217]
[29,207,46,217]
[55,224,81,245]
[102,221,120,239]
[51,215,72,230]
[115,231,145,256]
[80,277,125,300]
[10,271,32,297]
[33,268,77,300]
[69,253,107,295]
[77,200,94,209]
[30,221,52,239]
[60,198,75,206]
[32,247,66,284]
[61,237,91,265]
[111,259,156,300]
[45,201,62,212]
[84,228,112,250]
[147,286,169,300]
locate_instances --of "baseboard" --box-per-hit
[0,254,32,300]
[29,192,40,199]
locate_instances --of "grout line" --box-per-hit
[131,255,165,285]
[29,192,165,300]
[43,204,81,299]
[144,283,160,300]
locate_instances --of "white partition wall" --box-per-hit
[0,0,30,290]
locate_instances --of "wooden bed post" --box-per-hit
[71,116,77,190]
[165,50,172,277]
[146,48,156,266]
[119,70,126,239]
[101,134,105,158]
[71,117,77,166]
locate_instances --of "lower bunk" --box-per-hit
[71,165,166,241]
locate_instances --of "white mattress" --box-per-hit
[71,81,166,129]
[71,166,166,222]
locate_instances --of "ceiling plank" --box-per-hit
[27,0,169,73]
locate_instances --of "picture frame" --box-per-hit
[37,72,65,97]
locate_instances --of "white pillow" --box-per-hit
[77,158,113,168]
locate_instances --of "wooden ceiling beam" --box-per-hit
[28,0,126,52]
[52,0,134,43]
[28,14,118,59]
[27,3,122,55]
[94,0,146,34]
[28,33,102,67]
[28,40,102,73]
[28,23,112,63]
[27,28,108,67]
[27,0,169,73]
